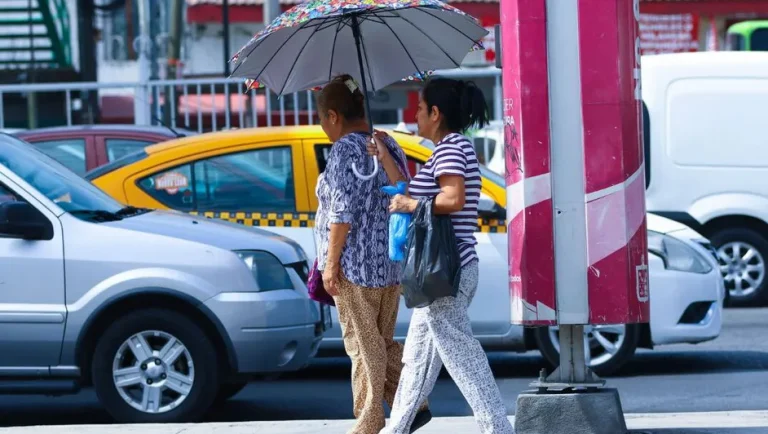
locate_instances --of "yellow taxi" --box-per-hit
[88,125,508,229]
[88,125,512,353]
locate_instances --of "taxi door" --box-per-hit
[120,139,318,263]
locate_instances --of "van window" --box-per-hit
[666,78,768,168]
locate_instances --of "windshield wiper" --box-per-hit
[68,209,123,222]
[115,205,150,217]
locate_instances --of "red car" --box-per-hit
[14,125,196,176]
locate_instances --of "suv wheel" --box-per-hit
[711,228,768,307]
[92,309,219,423]
[535,323,640,377]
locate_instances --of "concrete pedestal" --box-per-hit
[514,388,627,434]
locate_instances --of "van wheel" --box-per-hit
[711,228,768,307]
[534,324,640,377]
[92,309,219,423]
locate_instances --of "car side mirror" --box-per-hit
[0,201,52,240]
[478,193,506,220]
[478,193,497,213]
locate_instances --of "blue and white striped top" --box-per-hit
[408,133,480,267]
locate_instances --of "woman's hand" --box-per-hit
[323,263,341,296]
[390,194,417,213]
[367,129,391,162]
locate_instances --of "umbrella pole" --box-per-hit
[351,15,380,180]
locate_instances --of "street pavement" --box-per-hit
[0,308,766,432]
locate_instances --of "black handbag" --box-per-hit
[401,196,462,308]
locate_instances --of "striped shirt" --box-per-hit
[409,133,480,266]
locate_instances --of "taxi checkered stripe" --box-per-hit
[190,211,506,233]
[478,218,507,233]
[189,211,316,228]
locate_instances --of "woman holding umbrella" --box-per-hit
[228,2,492,432]
[315,74,431,434]
[370,78,514,434]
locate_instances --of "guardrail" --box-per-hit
[0,68,505,166]
[0,77,316,132]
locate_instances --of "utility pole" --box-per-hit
[264,0,280,26]
[134,0,151,125]
[264,0,280,121]
[223,0,231,76]
[77,0,98,124]
[165,0,184,126]
[26,0,37,129]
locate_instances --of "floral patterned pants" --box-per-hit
[381,261,514,434]
[334,275,427,434]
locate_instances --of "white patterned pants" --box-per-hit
[381,261,514,434]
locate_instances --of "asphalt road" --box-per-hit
[0,308,766,428]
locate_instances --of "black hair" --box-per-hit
[422,78,490,133]
[316,74,366,121]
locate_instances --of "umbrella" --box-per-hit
[229,0,488,179]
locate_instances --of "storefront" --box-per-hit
[178,0,768,126]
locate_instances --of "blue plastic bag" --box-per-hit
[381,181,411,261]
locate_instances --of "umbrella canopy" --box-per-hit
[229,0,488,96]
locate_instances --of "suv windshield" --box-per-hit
[0,134,125,218]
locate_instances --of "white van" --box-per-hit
[641,51,768,306]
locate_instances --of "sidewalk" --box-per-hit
[1,411,767,433]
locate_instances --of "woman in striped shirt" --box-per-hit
[372,78,514,434]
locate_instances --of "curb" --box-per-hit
[0,410,766,433]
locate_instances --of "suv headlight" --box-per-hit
[235,250,294,292]
[647,231,713,274]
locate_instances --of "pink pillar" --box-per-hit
[504,0,650,328]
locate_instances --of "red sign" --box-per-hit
[480,16,500,64]
[639,13,700,55]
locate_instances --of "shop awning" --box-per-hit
[187,0,504,23]
[641,0,768,14]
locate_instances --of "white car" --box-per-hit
[319,210,723,377]
[317,129,724,375]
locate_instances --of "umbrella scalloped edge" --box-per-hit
[229,0,484,66]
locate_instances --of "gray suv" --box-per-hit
[0,134,328,422]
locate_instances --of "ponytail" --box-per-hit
[422,78,490,133]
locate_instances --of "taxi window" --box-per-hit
[137,164,195,212]
[194,147,295,213]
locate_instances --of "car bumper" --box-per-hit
[648,253,724,346]
[204,291,324,374]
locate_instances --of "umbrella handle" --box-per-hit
[352,156,380,180]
